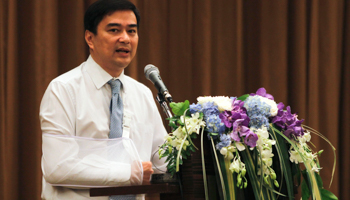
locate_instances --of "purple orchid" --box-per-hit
[219,98,250,128]
[284,124,304,138]
[250,87,274,100]
[230,123,258,148]
[219,110,250,128]
[271,104,305,138]
[232,98,247,114]
[219,110,235,128]
[230,119,254,141]
[230,130,241,142]
[230,119,245,141]
[230,125,252,142]
[277,102,284,110]
[219,97,257,146]
[244,131,259,148]
[271,102,287,128]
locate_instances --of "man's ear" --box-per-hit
[85,30,95,50]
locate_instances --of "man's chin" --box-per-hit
[113,60,131,69]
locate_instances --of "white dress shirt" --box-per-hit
[40,56,167,199]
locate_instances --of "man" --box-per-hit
[40,0,167,199]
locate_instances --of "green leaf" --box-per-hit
[199,112,204,119]
[320,189,338,200]
[315,172,323,188]
[292,163,301,187]
[165,155,173,162]
[168,118,178,129]
[161,151,169,158]
[301,180,310,200]
[169,100,190,116]
[177,119,184,126]
[237,94,249,101]
[301,169,308,181]
[188,145,195,152]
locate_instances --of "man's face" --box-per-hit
[86,10,138,75]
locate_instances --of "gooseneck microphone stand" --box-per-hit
[155,92,184,200]
[156,92,173,118]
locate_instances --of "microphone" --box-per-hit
[144,64,173,102]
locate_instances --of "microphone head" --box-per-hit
[144,64,159,80]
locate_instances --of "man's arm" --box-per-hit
[40,81,142,187]
[150,100,168,174]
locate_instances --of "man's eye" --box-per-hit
[110,29,119,32]
[128,29,136,33]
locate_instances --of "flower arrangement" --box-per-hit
[159,88,337,200]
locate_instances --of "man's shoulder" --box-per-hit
[51,62,85,85]
[124,75,152,94]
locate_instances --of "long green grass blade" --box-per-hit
[303,125,336,188]
[210,137,227,200]
[224,159,236,199]
[176,135,188,172]
[201,128,209,200]
[182,109,199,150]
[218,154,230,200]
[270,125,294,199]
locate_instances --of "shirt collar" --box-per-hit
[85,55,127,93]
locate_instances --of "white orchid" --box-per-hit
[250,127,276,177]
[299,130,311,144]
[173,127,185,139]
[220,145,236,160]
[181,112,205,135]
[235,142,246,151]
[229,157,245,174]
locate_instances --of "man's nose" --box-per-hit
[118,31,130,44]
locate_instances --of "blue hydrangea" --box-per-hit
[189,103,202,114]
[244,96,271,129]
[244,96,271,117]
[205,114,225,134]
[202,102,220,121]
[248,114,270,129]
[216,134,231,150]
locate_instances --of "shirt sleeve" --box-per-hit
[150,99,168,174]
[40,81,142,188]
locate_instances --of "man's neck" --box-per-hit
[90,54,124,77]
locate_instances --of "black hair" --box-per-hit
[84,0,140,34]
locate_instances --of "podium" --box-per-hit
[90,183,181,199]
[90,136,218,199]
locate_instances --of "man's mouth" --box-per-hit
[116,49,130,53]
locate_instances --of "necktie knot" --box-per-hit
[108,79,122,95]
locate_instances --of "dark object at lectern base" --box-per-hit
[151,173,177,183]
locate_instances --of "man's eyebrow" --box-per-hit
[106,23,137,28]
